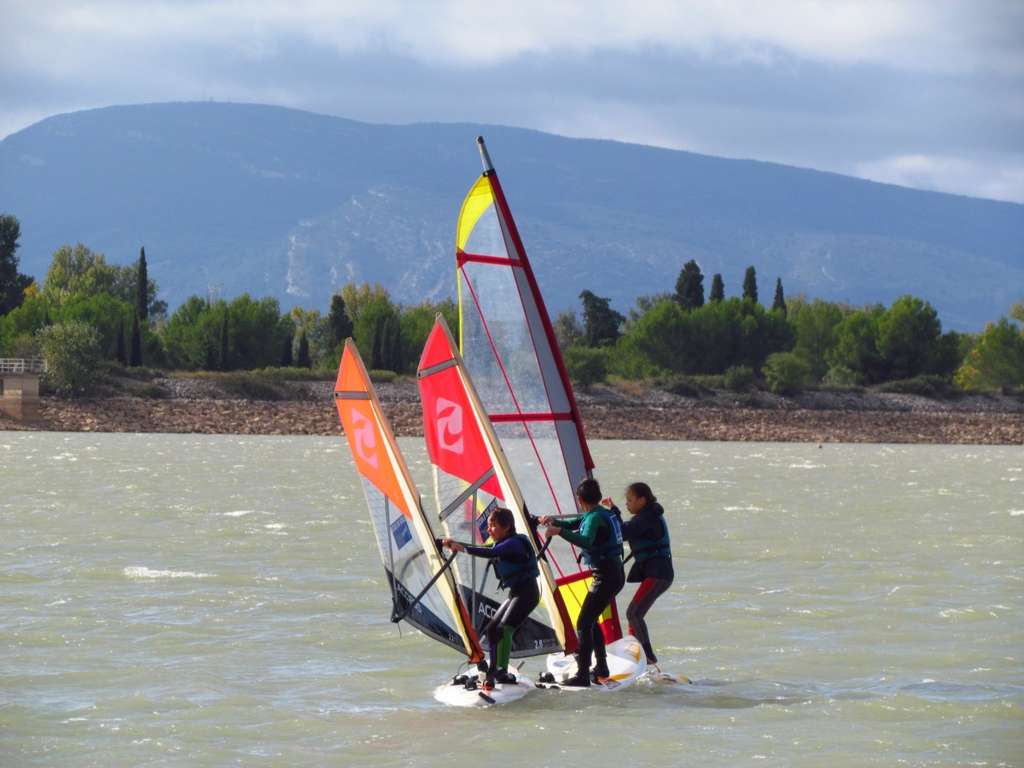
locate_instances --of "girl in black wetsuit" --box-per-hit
[442,507,539,690]
[618,482,674,669]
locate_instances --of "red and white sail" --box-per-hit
[454,138,623,648]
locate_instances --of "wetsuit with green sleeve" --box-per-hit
[459,534,540,679]
[553,507,625,679]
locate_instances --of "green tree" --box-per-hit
[0,214,33,315]
[0,288,49,355]
[399,299,457,372]
[341,283,391,327]
[373,311,403,372]
[136,247,149,321]
[280,328,294,367]
[763,351,811,394]
[352,291,402,371]
[791,299,845,381]
[709,273,724,303]
[554,309,584,350]
[129,312,142,366]
[772,278,786,316]
[296,330,311,368]
[57,292,133,361]
[877,295,941,380]
[227,294,288,369]
[328,293,354,347]
[219,306,230,370]
[955,312,1024,391]
[113,259,164,320]
[742,266,758,303]
[827,307,884,383]
[674,260,704,310]
[564,346,609,391]
[579,290,624,346]
[43,244,119,308]
[162,296,220,369]
[37,321,102,396]
[116,315,127,365]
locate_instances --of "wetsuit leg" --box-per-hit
[485,598,515,674]
[626,576,673,663]
[485,580,540,673]
[575,564,624,674]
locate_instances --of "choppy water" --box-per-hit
[1,433,1022,767]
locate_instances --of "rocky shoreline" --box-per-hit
[2,377,1022,444]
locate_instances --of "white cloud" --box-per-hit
[855,153,1024,203]
[5,0,1022,74]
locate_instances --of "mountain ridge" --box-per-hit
[1,101,1021,330]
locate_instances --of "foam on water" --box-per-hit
[1,434,1021,767]
[122,566,212,579]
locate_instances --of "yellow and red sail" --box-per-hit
[454,138,622,647]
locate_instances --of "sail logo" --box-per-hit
[435,397,464,454]
[350,408,379,469]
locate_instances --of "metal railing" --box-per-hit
[0,358,46,374]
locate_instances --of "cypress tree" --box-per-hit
[709,273,725,303]
[743,266,758,303]
[772,277,787,316]
[219,306,230,370]
[116,315,127,365]
[296,330,311,368]
[129,311,142,366]
[136,247,148,321]
[280,331,294,367]
[328,294,354,346]
[674,260,705,310]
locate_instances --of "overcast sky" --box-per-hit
[2,0,1022,202]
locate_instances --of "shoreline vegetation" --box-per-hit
[3,370,1021,444]
[2,216,1023,447]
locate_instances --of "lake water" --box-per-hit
[2,433,1022,767]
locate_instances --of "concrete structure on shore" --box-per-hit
[0,359,44,421]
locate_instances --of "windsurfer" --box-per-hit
[540,479,625,687]
[616,482,674,670]
[442,507,540,690]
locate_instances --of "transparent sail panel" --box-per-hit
[464,204,509,258]
[432,467,561,657]
[461,262,549,413]
[358,479,465,652]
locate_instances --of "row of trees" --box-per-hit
[558,262,1022,393]
[0,216,459,392]
[0,213,1020,395]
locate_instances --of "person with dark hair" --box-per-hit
[617,482,674,671]
[540,478,624,687]
[442,507,539,690]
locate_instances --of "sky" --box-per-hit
[2,0,1023,203]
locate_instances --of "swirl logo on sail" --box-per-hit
[351,408,379,469]
[435,397,464,454]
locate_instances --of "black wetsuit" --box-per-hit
[619,501,674,663]
[461,535,540,675]
[556,507,625,677]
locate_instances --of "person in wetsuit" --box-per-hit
[442,507,539,690]
[617,482,674,670]
[540,478,625,687]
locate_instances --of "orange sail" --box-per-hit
[335,339,482,661]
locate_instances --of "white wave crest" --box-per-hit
[123,566,211,579]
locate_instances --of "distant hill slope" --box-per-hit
[1,102,1021,330]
